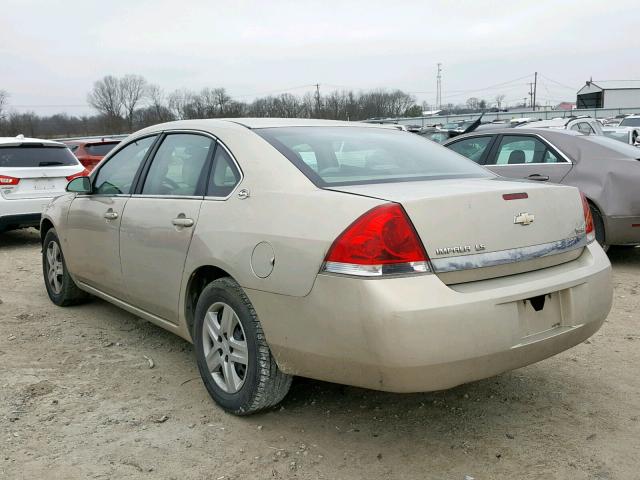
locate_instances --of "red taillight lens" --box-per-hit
[580,193,595,243]
[0,175,20,186]
[66,169,90,182]
[323,203,430,276]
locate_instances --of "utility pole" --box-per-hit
[436,63,442,110]
[533,72,538,111]
[523,97,527,108]
[314,83,321,117]
[528,83,534,110]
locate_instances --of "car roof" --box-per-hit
[450,127,583,138]
[63,139,122,146]
[0,136,66,147]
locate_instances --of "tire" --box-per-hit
[42,228,90,306]
[589,204,608,252]
[193,277,292,415]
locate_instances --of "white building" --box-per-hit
[576,80,640,109]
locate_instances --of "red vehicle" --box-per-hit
[62,137,122,171]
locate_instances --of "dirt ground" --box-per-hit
[1,228,638,480]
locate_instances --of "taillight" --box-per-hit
[0,175,20,186]
[580,193,595,243]
[66,169,90,182]
[322,203,430,277]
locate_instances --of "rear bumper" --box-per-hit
[246,242,612,392]
[0,196,54,231]
[606,215,640,245]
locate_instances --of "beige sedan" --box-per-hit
[41,118,613,415]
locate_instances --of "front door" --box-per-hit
[484,134,572,183]
[65,135,158,298]
[119,133,214,322]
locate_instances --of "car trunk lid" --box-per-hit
[328,177,587,284]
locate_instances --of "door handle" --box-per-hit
[527,174,549,181]
[103,210,119,220]
[172,217,194,228]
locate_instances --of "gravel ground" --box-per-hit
[1,228,639,480]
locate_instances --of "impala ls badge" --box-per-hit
[514,212,535,226]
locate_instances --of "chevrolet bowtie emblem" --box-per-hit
[514,212,535,226]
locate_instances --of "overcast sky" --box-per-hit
[1,0,638,115]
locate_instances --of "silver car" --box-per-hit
[444,128,640,249]
[41,119,612,415]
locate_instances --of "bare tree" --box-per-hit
[466,97,480,110]
[120,74,147,131]
[494,94,506,109]
[0,90,8,121]
[87,76,122,119]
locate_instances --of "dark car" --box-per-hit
[443,128,640,249]
[63,138,123,171]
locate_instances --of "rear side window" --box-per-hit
[207,145,241,197]
[256,127,491,186]
[94,136,156,195]
[620,117,640,127]
[85,143,119,156]
[490,135,566,165]
[0,145,79,168]
[447,136,492,163]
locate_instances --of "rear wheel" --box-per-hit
[589,204,608,252]
[42,229,90,306]
[193,277,292,415]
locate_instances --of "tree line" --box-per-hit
[0,75,502,138]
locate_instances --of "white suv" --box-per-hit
[0,135,86,233]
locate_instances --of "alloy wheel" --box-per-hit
[202,302,249,393]
[46,240,64,294]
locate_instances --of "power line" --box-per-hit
[539,74,577,91]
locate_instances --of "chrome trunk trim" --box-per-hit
[430,234,588,273]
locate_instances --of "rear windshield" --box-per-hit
[256,127,491,187]
[85,142,119,156]
[0,145,79,168]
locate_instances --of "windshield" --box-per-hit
[0,145,79,167]
[256,127,492,187]
[620,117,640,127]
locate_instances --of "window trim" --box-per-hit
[87,134,161,197]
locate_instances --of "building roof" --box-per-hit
[583,80,640,91]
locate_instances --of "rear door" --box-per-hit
[484,134,572,183]
[65,135,158,297]
[119,132,215,322]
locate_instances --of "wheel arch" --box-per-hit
[184,264,235,340]
[40,217,55,246]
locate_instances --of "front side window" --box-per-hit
[142,134,213,196]
[94,136,156,195]
[447,136,493,163]
[577,122,594,135]
[491,135,565,165]
[256,127,491,187]
[620,117,640,127]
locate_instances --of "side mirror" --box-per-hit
[66,176,92,194]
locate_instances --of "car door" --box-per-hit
[65,135,158,297]
[483,134,572,183]
[118,132,214,323]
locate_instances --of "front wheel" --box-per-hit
[42,228,90,306]
[193,277,292,415]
